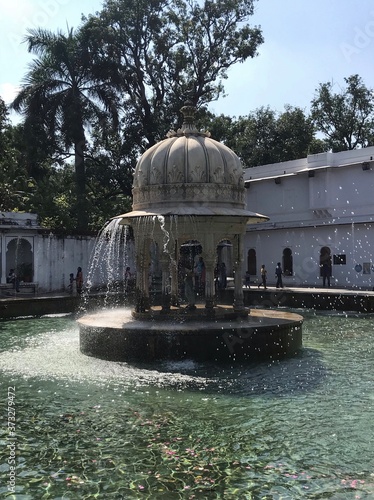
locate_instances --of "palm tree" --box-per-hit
[12,27,119,230]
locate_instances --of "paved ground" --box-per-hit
[247,284,374,295]
[2,284,374,300]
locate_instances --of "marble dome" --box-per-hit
[129,102,249,217]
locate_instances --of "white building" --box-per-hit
[244,146,374,289]
[0,213,137,294]
[0,212,97,293]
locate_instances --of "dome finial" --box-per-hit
[178,99,200,134]
[166,99,211,138]
[180,99,196,127]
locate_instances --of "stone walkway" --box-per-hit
[1,285,374,319]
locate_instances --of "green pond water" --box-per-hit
[0,310,373,499]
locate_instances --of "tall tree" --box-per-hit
[0,98,32,211]
[82,0,263,149]
[276,105,324,161]
[311,74,374,152]
[11,27,119,230]
[0,97,7,132]
[84,125,134,227]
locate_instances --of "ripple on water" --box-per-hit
[0,318,328,397]
[0,313,374,499]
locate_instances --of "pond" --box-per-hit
[0,310,373,499]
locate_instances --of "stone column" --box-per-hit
[203,236,217,311]
[134,236,149,312]
[160,255,171,311]
[233,233,246,312]
[170,240,179,306]
[0,236,5,284]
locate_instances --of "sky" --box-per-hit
[2,0,374,120]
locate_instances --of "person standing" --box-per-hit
[184,266,196,310]
[244,271,251,288]
[321,262,331,287]
[76,267,83,294]
[258,264,267,289]
[194,256,206,295]
[68,273,75,294]
[275,262,283,288]
[8,269,20,292]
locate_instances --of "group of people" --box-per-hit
[177,256,230,309]
[255,261,332,288]
[257,262,284,289]
[69,260,330,297]
[70,266,134,294]
[8,260,331,297]
[68,266,83,294]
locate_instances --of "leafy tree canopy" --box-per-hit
[199,105,326,167]
[311,74,374,152]
[9,0,263,231]
[82,0,263,147]
[0,99,36,211]
[10,3,374,232]
[11,26,120,230]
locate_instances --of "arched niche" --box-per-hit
[283,247,293,276]
[247,248,257,276]
[6,237,34,282]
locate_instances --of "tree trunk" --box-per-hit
[74,133,88,231]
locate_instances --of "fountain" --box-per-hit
[78,102,303,362]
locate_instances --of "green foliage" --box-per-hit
[11,26,119,231]
[0,99,36,211]
[199,105,325,167]
[8,6,374,233]
[311,74,374,151]
[9,1,263,231]
[82,0,263,148]
[26,166,77,231]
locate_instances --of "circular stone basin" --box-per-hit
[78,306,303,363]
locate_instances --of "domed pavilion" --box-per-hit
[115,101,268,315]
[79,103,303,363]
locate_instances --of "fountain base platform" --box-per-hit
[78,306,303,363]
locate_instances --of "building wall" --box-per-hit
[34,234,96,292]
[244,146,374,288]
[245,223,374,288]
[0,231,97,292]
[0,213,136,293]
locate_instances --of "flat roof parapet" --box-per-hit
[0,212,41,229]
